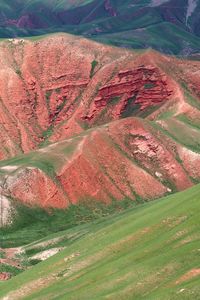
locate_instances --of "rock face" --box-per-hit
[0,33,200,211]
[82,66,173,123]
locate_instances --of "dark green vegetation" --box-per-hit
[0,264,22,276]
[0,184,199,299]
[0,198,135,248]
[90,60,98,78]
[1,0,200,55]
[0,250,5,258]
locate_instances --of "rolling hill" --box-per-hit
[0,183,200,299]
[0,0,200,54]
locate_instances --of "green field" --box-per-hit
[0,184,199,299]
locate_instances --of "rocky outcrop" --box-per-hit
[82,66,173,123]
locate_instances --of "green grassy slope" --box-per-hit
[0,197,135,248]
[0,0,200,55]
[0,184,199,299]
[94,22,200,55]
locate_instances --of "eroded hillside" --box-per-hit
[0,34,199,158]
[0,34,200,222]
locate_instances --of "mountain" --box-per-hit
[0,0,200,54]
[0,34,200,225]
[0,184,200,298]
[0,2,200,296]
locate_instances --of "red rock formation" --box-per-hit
[0,34,198,160]
[82,66,173,123]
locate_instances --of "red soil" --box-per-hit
[2,117,196,208]
[0,35,177,159]
[5,168,68,208]
[0,34,200,208]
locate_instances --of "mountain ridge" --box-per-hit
[0,1,200,55]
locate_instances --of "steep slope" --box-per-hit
[0,34,200,217]
[0,184,200,299]
[1,0,200,54]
